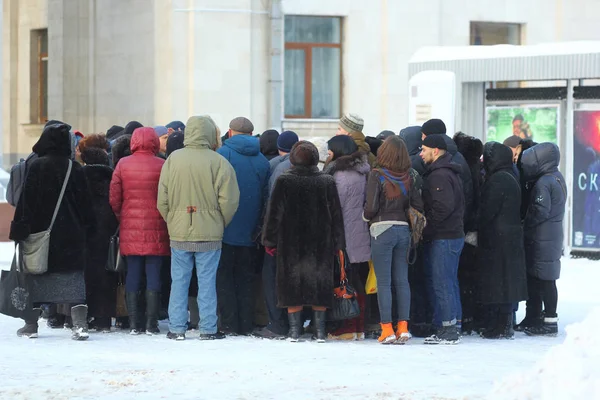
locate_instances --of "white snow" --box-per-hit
[0,242,598,400]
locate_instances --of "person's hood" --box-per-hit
[440,134,458,156]
[324,151,370,176]
[83,164,113,196]
[453,132,483,165]
[349,131,371,153]
[224,134,260,156]
[399,126,422,156]
[425,152,463,176]
[130,127,159,155]
[184,116,218,149]
[259,130,279,157]
[111,135,132,166]
[32,123,72,158]
[521,142,560,182]
[483,142,514,176]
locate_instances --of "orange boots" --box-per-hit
[396,321,411,343]
[378,323,396,344]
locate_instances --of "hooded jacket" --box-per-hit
[324,152,371,264]
[10,124,95,273]
[349,131,377,168]
[521,143,566,280]
[109,127,170,256]
[453,133,484,232]
[399,126,426,176]
[158,116,240,243]
[422,152,465,240]
[477,142,528,304]
[217,135,270,246]
[259,130,280,160]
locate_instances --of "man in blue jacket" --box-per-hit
[216,117,270,335]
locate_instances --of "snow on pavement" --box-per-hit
[0,242,598,400]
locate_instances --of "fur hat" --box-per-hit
[290,141,320,167]
[421,119,447,136]
[81,147,110,166]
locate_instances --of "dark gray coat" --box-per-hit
[522,143,567,280]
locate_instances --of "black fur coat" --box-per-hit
[83,164,119,318]
[262,166,346,308]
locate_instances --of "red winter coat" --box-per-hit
[109,127,170,256]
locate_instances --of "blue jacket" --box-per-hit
[217,135,270,246]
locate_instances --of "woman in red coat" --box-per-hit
[110,127,170,335]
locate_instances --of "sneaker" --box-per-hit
[199,331,226,340]
[424,325,460,345]
[129,329,142,336]
[252,327,286,340]
[524,317,558,337]
[378,323,397,344]
[167,331,186,341]
[146,326,160,336]
[71,327,89,341]
[17,323,39,339]
[395,321,411,344]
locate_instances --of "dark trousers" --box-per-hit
[125,255,162,292]
[526,275,558,318]
[262,252,289,335]
[409,246,431,324]
[217,244,259,335]
[458,243,478,325]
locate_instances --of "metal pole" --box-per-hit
[564,79,574,255]
[269,0,283,131]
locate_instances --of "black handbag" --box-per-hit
[0,245,36,320]
[327,250,360,321]
[105,227,127,273]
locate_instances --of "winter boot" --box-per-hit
[409,322,433,338]
[482,312,514,339]
[461,317,475,336]
[93,317,112,333]
[525,316,558,337]
[63,316,73,329]
[312,310,327,343]
[145,291,161,335]
[378,323,397,344]
[126,291,142,335]
[395,321,411,344]
[167,331,186,341]
[287,311,303,342]
[198,331,226,340]
[17,309,41,338]
[515,312,543,332]
[47,314,65,329]
[424,324,460,345]
[71,305,90,341]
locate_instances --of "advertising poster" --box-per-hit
[486,105,559,144]
[572,110,600,249]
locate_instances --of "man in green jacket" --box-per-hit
[158,115,240,341]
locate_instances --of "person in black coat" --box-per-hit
[9,123,95,340]
[81,148,119,332]
[478,142,528,339]
[262,141,346,342]
[516,139,538,221]
[259,130,280,160]
[517,143,566,336]
[399,126,426,176]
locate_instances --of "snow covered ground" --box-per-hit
[0,242,598,400]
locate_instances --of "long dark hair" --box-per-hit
[327,135,359,161]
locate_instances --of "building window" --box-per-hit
[470,22,521,46]
[284,16,341,119]
[30,29,48,124]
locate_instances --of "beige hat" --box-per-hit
[339,113,364,134]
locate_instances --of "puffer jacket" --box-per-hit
[521,143,566,280]
[109,127,170,256]
[324,152,371,263]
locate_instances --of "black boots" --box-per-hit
[482,312,514,339]
[126,291,142,335]
[17,309,41,338]
[424,325,460,345]
[525,316,558,337]
[71,305,89,341]
[287,311,303,342]
[145,291,160,335]
[312,310,327,343]
[515,312,544,332]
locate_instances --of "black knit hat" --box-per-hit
[376,130,395,140]
[421,119,447,136]
[422,134,447,151]
[106,125,124,141]
[289,141,319,167]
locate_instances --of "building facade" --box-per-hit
[3,0,600,168]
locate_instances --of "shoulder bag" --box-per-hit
[20,160,72,275]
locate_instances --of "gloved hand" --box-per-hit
[265,247,277,257]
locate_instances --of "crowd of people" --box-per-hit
[5,112,567,344]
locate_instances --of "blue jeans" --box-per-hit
[370,225,411,323]
[168,248,221,334]
[423,238,464,326]
[125,255,163,292]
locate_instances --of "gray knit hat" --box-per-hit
[339,113,364,134]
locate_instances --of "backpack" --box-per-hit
[6,153,38,207]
